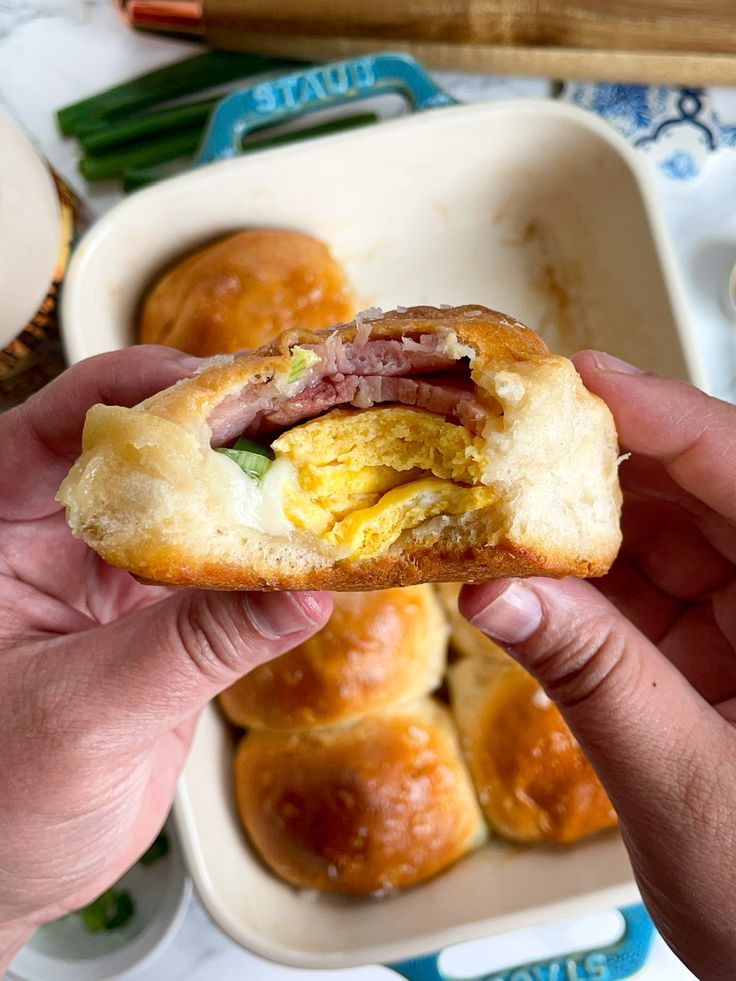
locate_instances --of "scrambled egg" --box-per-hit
[272,407,494,558]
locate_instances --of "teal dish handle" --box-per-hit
[389,904,655,981]
[195,52,457,165]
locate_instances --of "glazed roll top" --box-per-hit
[139,229,356,356]
[448,654,617,844]
[219,585,447,730]
[234,698,486,894]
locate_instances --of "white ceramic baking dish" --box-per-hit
[60,54,705,976]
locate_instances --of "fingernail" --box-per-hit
[243,591,326,639]
[178,355,206,374]
[469,581,543,644]
[589,351,644,375]
[293,590,332,623]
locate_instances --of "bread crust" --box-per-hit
[59,305,622,590]
[132,538,603,591]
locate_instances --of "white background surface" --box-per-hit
[1,1,725,977]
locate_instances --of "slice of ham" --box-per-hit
[250,375,361,433]
[301,335,455,376]
[208,334,492,445]
[350,375,489,435]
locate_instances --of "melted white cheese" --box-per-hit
[257,457,298,535]
[209,451,296,537]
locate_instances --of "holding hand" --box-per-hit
[462,352,736,981]
[0,348,332,970]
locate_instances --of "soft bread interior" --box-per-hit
[57,307,622,588]
[481,359,620,569]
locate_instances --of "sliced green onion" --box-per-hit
[216,436,274,480]
[77,888,135,932]
[57,51,306,135]
[77,97,219,153]
[79,126,202,181]
[140,830,170,867]
[217,449,272,480]
[286,346,321,384]
[232,436,274,457]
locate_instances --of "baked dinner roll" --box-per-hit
[219,585,447,730]
[234,699,485,893]
[436,582,509,662]
[448,655,617,844]
[58,305,623,590]
[138,229,355,356]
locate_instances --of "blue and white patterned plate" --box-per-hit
[561,83,736,184]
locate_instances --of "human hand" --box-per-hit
[0,348,332,969]
[461,352,736,980]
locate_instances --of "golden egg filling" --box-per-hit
[271,406,495,559]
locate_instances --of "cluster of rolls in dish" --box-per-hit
[219,584,618,895]
[58,227,625,895]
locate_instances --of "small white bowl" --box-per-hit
[0,108,60,351]
[8,825,191,981]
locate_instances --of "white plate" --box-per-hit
[60,99,703,968]
[0,109,60,349]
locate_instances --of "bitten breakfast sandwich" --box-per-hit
[58,305,622,590]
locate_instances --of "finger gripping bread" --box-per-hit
[58,305,622,590]
[219,586,448,730]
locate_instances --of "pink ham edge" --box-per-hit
[208,335,492,445]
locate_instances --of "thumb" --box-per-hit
[56,588,332,744]
[458,577,721,822]
[460,579,736,979]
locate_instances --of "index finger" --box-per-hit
[1,345,201,520]
[574,351,736,525]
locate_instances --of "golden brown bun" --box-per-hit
[58,306,622,591]
[448,655,617,844]
[138,229,355,356]
[219,586,448,730]
[234,699,485,893]
[436,582,509,662]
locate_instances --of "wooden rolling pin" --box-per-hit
[123,0,736,84]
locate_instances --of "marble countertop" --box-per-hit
[1,2,729,978]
